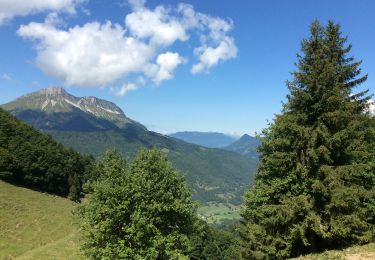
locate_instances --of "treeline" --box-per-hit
[0,108,92,200]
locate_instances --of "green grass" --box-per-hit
[2,181,374,259]
[0,181,80,259]
[197,203,241,225]
[292,243,375,260]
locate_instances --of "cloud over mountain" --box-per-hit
[17,0,237,94]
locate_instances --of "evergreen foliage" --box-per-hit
[0,108,89,200]
[241,20,375,258]
[76,149,198,259]
[189,221,245,259]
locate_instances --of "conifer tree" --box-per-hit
[241,20,375,258]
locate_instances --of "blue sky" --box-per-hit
[0,0,374,136]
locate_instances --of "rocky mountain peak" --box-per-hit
[37,87,69,96]
[1,87,146,130]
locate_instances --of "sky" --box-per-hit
[0,0,374,136]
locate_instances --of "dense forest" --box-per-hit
[0,108,91,201]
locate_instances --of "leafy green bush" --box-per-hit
[76,149,198,259]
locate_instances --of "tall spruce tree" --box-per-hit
[241,20,375,258]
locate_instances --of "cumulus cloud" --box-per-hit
[192,37,237,74]
[18,21,153,87]
[126,1,188,46]
[0,0,85,25]
[17,0,237,95]
[145,52,186,85]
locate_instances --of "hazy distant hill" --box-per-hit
[169,131,238,148]
[2,87,257,205]
[223,134,260,159]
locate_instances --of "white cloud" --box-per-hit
[18,21,153,87]
[0,0,85,25]
[145,52,185,85]
[17,0,237,95]
[116,83,138,97]
[192,37,237,74]
[0,73,12,81]
[368,98,375,115]
[125,2,188,46]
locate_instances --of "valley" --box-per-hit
[2,87,258,206]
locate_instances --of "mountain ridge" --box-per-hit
[2,87,145,131]
[223,134,260,159]
[169,131,238,148]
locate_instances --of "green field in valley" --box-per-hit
[197,203,241,226]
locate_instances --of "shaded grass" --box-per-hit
[0,181,80,259]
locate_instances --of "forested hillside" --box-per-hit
[0,108,89,200]
[224,134,260,159]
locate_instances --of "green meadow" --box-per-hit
[0,181,79,259]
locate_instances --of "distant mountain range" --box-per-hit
[169,131,238,148]
[2,87,258,205]
[169,131,260,159]
[223,134,260,159]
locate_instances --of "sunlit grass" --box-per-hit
[0,181,80,259]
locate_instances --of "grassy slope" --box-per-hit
[292,243,375,260]
[1,181,374,259]
[0,181,79,259]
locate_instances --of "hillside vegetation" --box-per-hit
[49,129,257,205]
[0,108,89,200]
[0,181,79,259]
[224,134,260,159]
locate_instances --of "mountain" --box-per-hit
[2,87,145,131]
[223,134,260,159]
[169,131,238,148]
[2,87,258,205]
